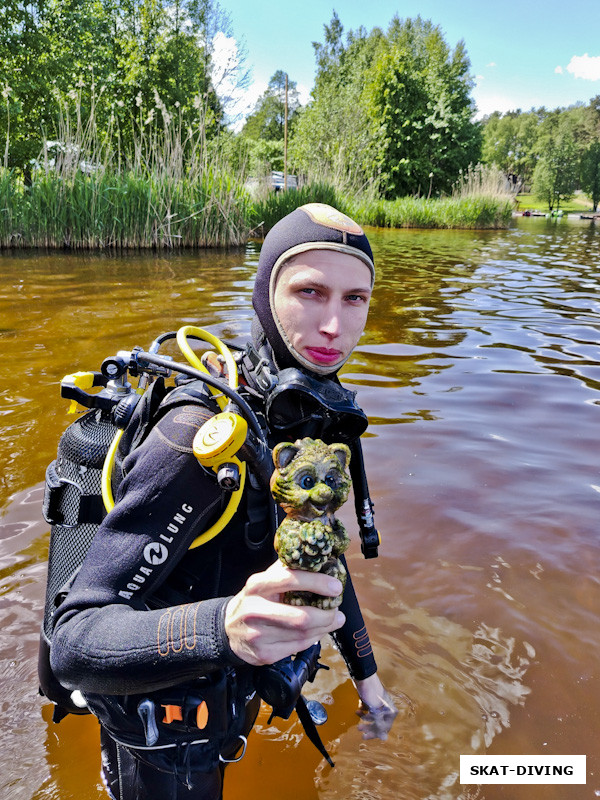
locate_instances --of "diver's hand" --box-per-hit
[225,560,345,666]
[354,674,398,740]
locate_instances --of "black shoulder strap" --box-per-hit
[113,379,219,495]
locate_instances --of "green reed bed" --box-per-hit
[253,190,513,234]
[348,195,513,230]
[0,168,251,249]
[0,168,20,246]
[249,182,338,233]
[250,164,514,234]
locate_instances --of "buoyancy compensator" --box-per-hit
[39,327,271,721]
[39,326,381,724]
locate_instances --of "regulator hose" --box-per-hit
[101,328,267,551]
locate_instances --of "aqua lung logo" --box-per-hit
[144,542,168,565]
[118,503,193,600]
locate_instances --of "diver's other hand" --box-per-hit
[354,673,398,741]
[225,560,345,667]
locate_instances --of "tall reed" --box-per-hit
[249,183,338,234]
[1,92,252,249]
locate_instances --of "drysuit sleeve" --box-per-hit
[331,555,378,681]
[51,404,249,696]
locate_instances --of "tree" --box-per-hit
[481,110,539,187]
[290,18,383,191]
[291,13,480,198]
[581,141,600,211]
[242,70,299,141]
[532,120,579,210]
[0,0,244,173]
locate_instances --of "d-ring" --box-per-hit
[219,735,247,764]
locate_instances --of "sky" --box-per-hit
[212,0,600,126]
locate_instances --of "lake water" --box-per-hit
[0,217,598,800]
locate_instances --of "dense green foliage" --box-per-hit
[580,141,600,211]
[532,120,579,211]
[0,4,522,245]
[481,97,600,210]
[0,0,230,174]
[290,13,481,199]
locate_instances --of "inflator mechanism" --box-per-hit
[192,410,248,491]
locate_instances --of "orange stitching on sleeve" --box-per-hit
[158,610,171,656]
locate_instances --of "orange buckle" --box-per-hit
[162,704,183,724]
[196,700,209,730]
[161,701,209,729]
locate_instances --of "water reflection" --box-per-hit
[1,218,599,800]
[311,607,533,800]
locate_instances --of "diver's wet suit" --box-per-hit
[50,382,377,798]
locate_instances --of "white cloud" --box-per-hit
[486,62,497,68]
[555,65,563,74]
[211,32,241,95]
[210,33,259,127]
[566,54,600,81]
[472,89,528,119]
[296,82,312,106]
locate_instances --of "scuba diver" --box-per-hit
[47,203,398,799]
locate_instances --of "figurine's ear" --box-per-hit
[273,441,300,470]
[330,443,351,471]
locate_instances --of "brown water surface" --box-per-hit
[1,218,599,799]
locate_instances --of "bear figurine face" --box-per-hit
[270,438,351,523]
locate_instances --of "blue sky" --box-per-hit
[214,0,600,124]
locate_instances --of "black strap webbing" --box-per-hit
[295,695,335,768]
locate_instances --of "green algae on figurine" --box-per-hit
[270,437,352,609]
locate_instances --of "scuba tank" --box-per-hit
[40,401,127,717]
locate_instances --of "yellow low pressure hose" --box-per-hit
[101,427,124,513]
[101,326,248,549]
[176,325,239,411]
[175,326,247,548]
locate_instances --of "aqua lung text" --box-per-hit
[118,503,193,599]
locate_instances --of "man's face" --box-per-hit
[272,249,373,371]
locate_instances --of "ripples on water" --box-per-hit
[0,219,599,800]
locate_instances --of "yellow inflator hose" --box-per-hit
[101,326,248,549]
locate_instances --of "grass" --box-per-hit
[515,192,595,215]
